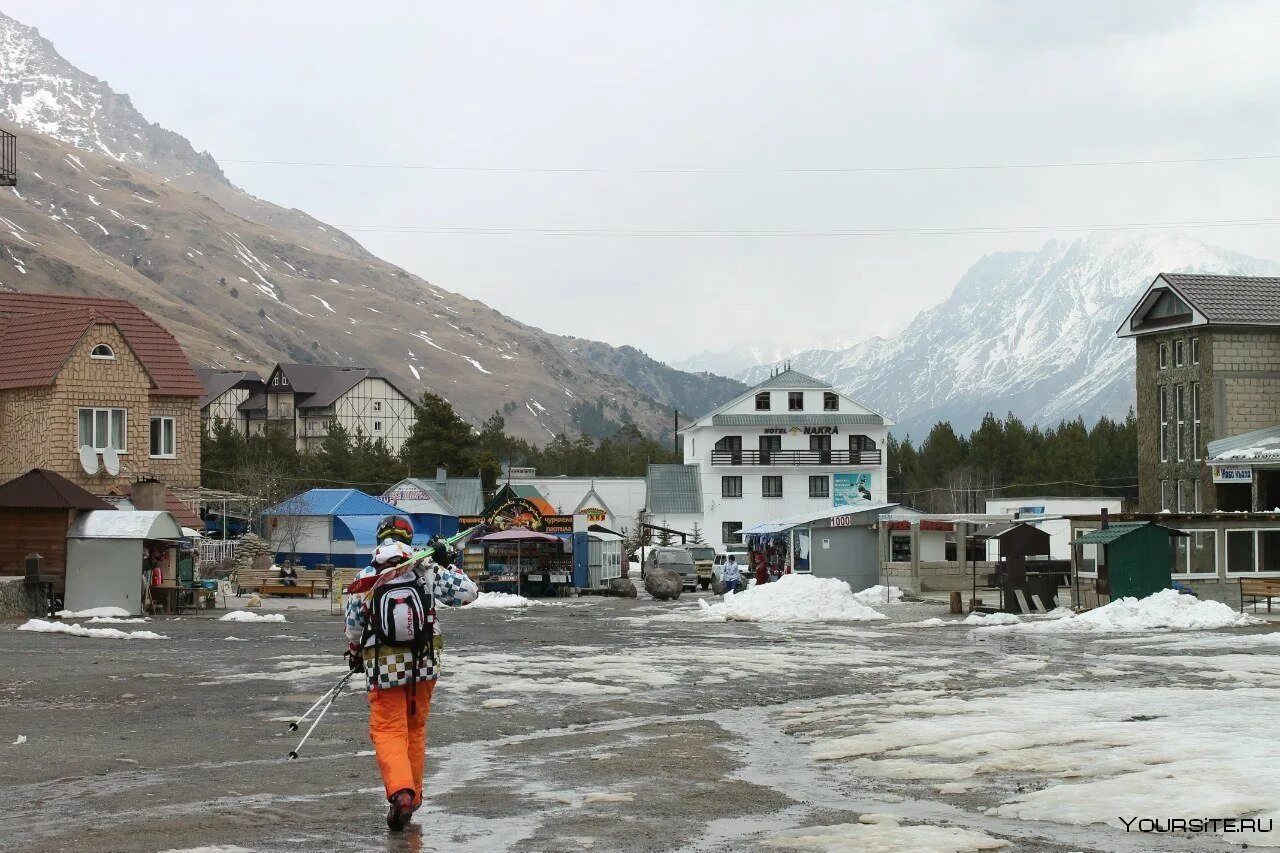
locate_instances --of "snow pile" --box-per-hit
[56,606,131,619]
[219,611,287,623]
[85,616,148,624]
[962,611,1021,626]
[699,574,887,623]
[466,592,536,609]
[852,585,904,606]
[18,619,167,640]
[764,814,1008,852]
[977,589,1258,633]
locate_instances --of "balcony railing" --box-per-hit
[711,449,882,466]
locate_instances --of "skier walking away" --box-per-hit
[345,515,478,831]
[721,554,741,595]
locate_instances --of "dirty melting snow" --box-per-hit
[979,589,1257,633]
[219,611,287,623]
[466,592,535,609]
[57,606,131,619]
[764,814,1007,852]
[699,574,886,623]
[18,619,167,640]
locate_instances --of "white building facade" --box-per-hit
[675,369,891,546]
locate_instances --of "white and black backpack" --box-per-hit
[366,565,436,697]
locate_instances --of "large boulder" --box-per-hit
[644,567,683,601]
[711,576,727,596]
[607,578,638,599]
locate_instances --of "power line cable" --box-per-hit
[220,151,1280,174]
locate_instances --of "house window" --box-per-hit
[1175,385,1186,462]
[809,476,830,498]
[1158,342,1168,369]
[149,416,176,458]
[1194,479,1202,512]
[90,343,116,360]
[722,521,743,545]
[1174,530,1217,575]
[759,434,781,464]
[788,392,804,411]
[1174,339,1185,367]
[1160,479,1173,511]
[1192,336,1200,365]
[373,401,382,412]
[762,476,783,498]
[1192,382,1201,461]
[373,421,383,432]
[722,476,743,498]
[77,408,126,452]
[1158,387,1168,463]
[755,392,770,411]
[714,435,743,463]
[823,392,838,411]
[1074,527,1099,574]
[1227,530,1257,573]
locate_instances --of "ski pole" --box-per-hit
[287,679,349,760]
[287,670,356,732]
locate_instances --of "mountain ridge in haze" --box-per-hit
[738,233,1280,438]
[0,10,739,442]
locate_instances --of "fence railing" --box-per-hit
[198,539,238,566]
[711,449,882,466]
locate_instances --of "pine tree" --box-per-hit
[657,522,673,546]
[400,392,479,476]
[689,522,705,545]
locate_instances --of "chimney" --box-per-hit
[132,479,167,512]
[1100,507,1109,530]
[436,466,447,486]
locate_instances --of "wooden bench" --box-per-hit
[1239,578,1280,612]
[235,569,317,598]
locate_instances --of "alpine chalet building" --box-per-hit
[656,368,890,545]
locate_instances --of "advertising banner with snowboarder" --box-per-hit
[833,472,873,507]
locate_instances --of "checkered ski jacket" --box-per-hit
[344,559,479,691]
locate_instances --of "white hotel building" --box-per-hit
[651,369,891,545]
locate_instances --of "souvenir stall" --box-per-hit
[64,510,184,616]
[472,528,573,597]
[741,522,792,583]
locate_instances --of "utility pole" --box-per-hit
[673,407,679,457]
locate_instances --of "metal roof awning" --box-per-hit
[68,510,182,541]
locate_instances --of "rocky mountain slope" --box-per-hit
[0,11,736,442]
[739,233,1280,438]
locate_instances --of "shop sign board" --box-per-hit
[830,514,855,528]
[1212,466,1253,484]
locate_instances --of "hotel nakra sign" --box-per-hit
[762,426,842,436]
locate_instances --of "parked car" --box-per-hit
[682,544,717,590]
[644,546,699,591]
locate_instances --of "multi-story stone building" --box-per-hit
[1119,273,1280,513]
[659,368,890,545]
[199,363,416,454]
[0,293,203,493]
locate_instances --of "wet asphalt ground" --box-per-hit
[1,590,1274,853]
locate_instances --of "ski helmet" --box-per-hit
[376,515,414,545]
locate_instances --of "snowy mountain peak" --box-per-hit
[739,233,1280,437]
[0,11,224,183]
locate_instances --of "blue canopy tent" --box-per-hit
[262,488,457,568]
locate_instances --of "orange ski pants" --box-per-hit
[367,680,435,804]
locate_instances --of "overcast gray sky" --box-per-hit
[9,1,1280,362]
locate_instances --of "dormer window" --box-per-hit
[755,392,771,411]
[823,392,838,411]
[90,343,116,360]
[788,392,803,411]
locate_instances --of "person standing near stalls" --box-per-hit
[721,554,741,595]
[345,515,478,831]
[754,550,768,586]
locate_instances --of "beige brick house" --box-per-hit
[1119,274,1280,513]
[0,293,203,494]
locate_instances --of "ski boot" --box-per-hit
[386,789,414,832]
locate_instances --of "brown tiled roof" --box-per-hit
[1160,274,1280,325]
[110,482,202,528]
[0,293,202,396]
[0,468,115,510]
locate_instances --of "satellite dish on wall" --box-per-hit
[78,445,99,476]
[102,446,121,476]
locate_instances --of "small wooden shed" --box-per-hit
[0,469,113,592]
[1072,521,1185,600]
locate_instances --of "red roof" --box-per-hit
[0,293,202,396]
